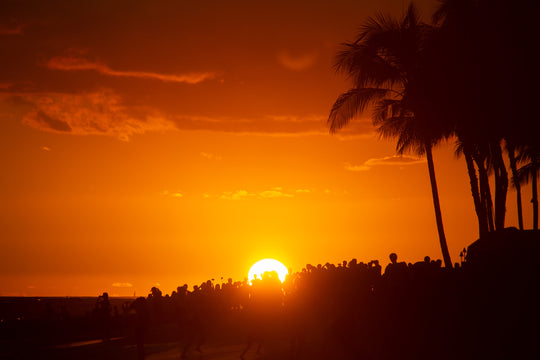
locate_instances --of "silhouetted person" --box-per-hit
[385,253,398,272]
[384,253,407,279]
[181,283,212,359]
[148,286,164,323]
[131,297,149,360]
[412,256,432,275]
[96,292,111,342]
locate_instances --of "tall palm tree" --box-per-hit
[328,4,453,267]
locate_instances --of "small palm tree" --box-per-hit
[328,4,453,267]
[517,146,539,230]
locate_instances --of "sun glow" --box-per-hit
[248,258,289,284]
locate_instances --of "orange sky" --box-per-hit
[0,0,532,296]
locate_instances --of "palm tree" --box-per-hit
[517,145,539,230]
[328,4,453,267]
[434,0,540,236]
[455,141,490,237]
[432,0,535,233]
[425,2,498,238]
[506,142,524,230]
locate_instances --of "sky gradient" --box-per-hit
[0,0,532,296]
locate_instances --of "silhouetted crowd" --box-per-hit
[79,254,457,359]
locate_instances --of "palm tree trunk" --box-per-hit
[464,148,488,237]
[507,144,524,230]
[492,142,508,231]
[476,155,495,232]
[425,143,452,268]
[532,154,538,230]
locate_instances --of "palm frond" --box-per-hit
[328,88,389,133]
[402,3,420,29]
[433,0,472,26]
[357,12,400,44]
[375,115,406,140]
[516,162,539,185]
[454,137,465,157]
[334,8,428,89]
[432,0,450,24]
[372,99,402,125]
[334,42,404,89]
[516,145,540,163]
[373,112,423,155]
[329,2,447,158]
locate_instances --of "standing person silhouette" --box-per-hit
[131,297,149,360]
[96,292,112,342]
[384,253,407,279]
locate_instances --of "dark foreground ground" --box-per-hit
[30,339,291,360]
[1,314,319,360]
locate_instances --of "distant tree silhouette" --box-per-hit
[328,4,453,267]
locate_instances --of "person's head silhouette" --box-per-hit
[389,253,398,264]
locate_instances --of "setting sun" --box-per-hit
[248,259,289,284]
[0,0,537,359]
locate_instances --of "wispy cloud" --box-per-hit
[46,56,217,84]
[42,146,51,151]
[204,188,325,200]
[162,190,183,198]
[172,114,334,136]
[0,81,37,93]
[345,155,426,171]
[344,164,371,172]
[200,152,222,160]
[21,91,175,141]
[9,89,374,138]
[259,188,293,198]
[0,23,26,35]
[218,187,296,200]
[277,50,318,71]
[16,97,345,139]
[220,190,251,200]
[112,282,133,288]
